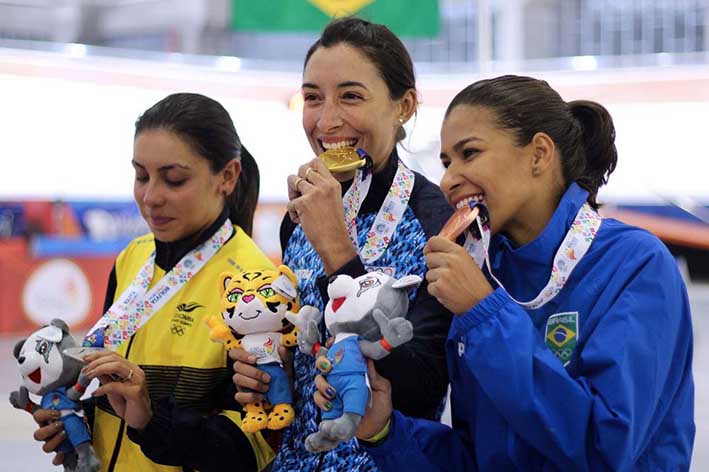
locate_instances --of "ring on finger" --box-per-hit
[123,369,134,383]
[305,167,314,180]
[294,177,305,192]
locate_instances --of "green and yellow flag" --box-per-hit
[231,0,439,37]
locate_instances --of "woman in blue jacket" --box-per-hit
[354,75,695,471]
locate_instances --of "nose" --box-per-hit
[18,356,25,364]
[242,294,255,303]
[142,180,165,207]
[439,164,463,199]
[317,100,343,131]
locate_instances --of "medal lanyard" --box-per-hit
[464,202,602,310]
[342,159,415,265]
[84,219,234,350]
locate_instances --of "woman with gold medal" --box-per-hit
[231,17,454,472]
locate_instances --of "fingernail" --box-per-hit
[248,356,256,363]
[52,411,61,419]
[54,422,63,429]
[320,362,329,370]
[326,387,336,398]
[262,373,271,383]
[324,401,332,411]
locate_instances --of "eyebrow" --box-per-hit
[302,81,369,90]
[131,160,191,171]
[452,136,483,153]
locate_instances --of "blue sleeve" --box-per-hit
[363,410,477,472]
[450,246,694,470]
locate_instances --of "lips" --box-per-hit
[331,297,346,313]
[150,216,174,227]
[28,368,41,384]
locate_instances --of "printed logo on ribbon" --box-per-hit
[545,311,578,366]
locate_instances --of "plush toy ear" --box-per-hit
[35,325,64,343]
[272,265,298,301]
[50,318,70,335]
[13,339,25,359]
[391,275,422,290]
[219,272,235,294]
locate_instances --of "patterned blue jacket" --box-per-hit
[274,153,453,471]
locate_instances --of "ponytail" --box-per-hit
[227,145,259,236]
[568,100,618,209]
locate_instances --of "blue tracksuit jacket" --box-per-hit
[364,183,695,471]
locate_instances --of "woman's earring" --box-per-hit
[398,117,405,125]
[532,167,542,177]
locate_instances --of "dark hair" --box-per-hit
[135,93,259,235]
[446,75,617,209]
[304,17,416,141]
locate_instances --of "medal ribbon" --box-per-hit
[84,219,234,350]
[464,202,602,310]
[342,159,415,265]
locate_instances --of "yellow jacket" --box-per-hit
[92,224,275,472]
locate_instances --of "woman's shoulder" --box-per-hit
[115,232,156,269]
[224,225,276,271]
[595,217,680,274]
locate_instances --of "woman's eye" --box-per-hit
[303,93,319,102]
[135,174,148,183]
[463,148,480,159]
[342,92,362,101]
[440,160,451,169]
[166,179,186,188]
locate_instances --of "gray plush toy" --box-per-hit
[9,319,100,472]
[287,271,421,453]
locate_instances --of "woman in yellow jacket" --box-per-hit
[33,93,275,471]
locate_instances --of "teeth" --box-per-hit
[456,194,485,209]
[322,139,357,150]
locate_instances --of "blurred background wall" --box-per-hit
[0,1,707,469]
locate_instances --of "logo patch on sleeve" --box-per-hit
[545,312,578,366]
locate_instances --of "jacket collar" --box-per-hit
[154,206,229,271]
[491,183,589,271]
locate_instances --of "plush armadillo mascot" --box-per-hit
[287,271,421,453]
[9,319,100,472]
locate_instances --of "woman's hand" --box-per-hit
[83,351,152,430]
[32,408,66,466]
[357,360,393,440]
[230,346,294,405]
[313,360,393,441]
[286,158,357,274]
[424,235,494,315]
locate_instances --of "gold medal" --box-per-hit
[319,147,369,173]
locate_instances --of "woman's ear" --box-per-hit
[530,132,556,176]
[397,88,418,124]
[220,158,241,196]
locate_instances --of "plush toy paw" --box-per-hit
[315,355,332,373]
[267,403,294,430]
[9,387,30,410]
[241,401,268,433]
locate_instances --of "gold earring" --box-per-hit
[398,117,405,125]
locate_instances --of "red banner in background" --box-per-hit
[0,253,114,335]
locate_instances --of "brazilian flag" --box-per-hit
[231,0,439,37]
